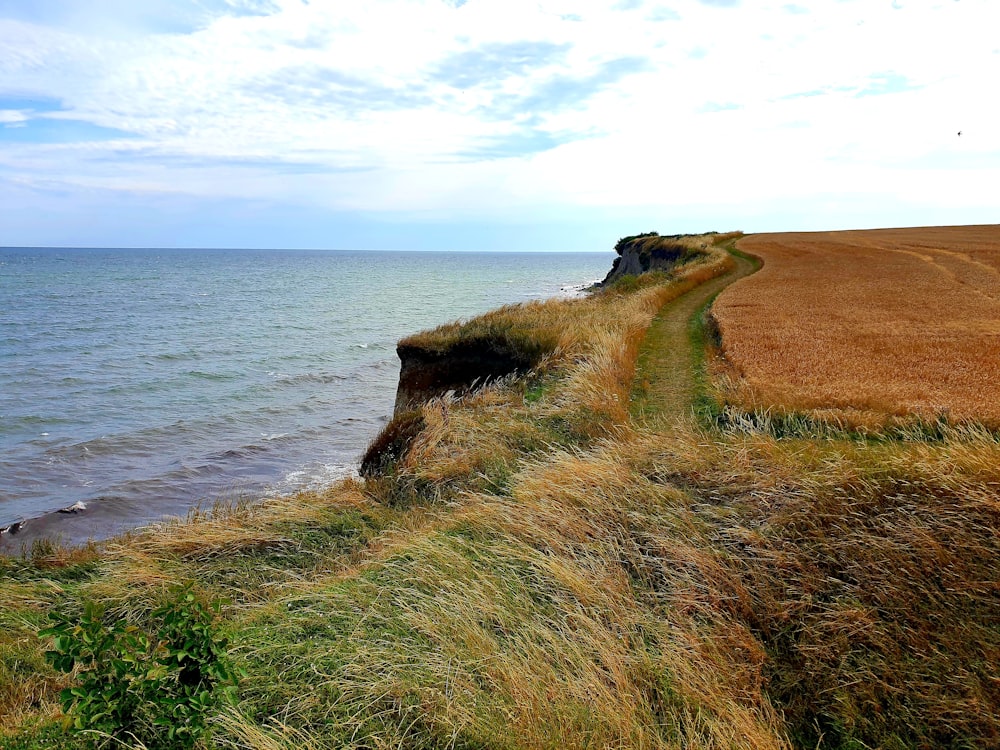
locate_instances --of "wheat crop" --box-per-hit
[712,225,1000,426]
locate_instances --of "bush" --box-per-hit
[40,583,237,748]
[614,231,659,254]
[360,409,426,477]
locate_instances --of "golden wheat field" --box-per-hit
[712,225,1000,425]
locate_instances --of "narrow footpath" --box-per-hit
[630,249,758,424]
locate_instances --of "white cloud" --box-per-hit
[0,109,29,124]
[0,0,998,243]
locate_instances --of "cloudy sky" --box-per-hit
[0,0,996,250]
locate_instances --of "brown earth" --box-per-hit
[712,225,1000,425]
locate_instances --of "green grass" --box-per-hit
[629,243,751,424]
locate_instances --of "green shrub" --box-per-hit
[614,231,659,254]
[39,583,237,748]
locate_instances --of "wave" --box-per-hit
[267,371,349,386]
[1,455,361,548]
[148,351,197,362]
[44,422,197,460]
[279,462,358,493]
[186,369,238,381]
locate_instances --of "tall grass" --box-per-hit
[620,424,1000,748]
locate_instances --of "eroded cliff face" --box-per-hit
[389,234,704,416]
[394,339,536,412]
[600,233,705,286]
[390,234,701,413]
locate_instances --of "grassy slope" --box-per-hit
[2,236,998,749]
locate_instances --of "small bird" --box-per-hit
[958,131,962,136]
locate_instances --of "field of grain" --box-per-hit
[712,225,1000,426]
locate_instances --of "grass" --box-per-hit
[2,231,999,749]
[629,237,751,425]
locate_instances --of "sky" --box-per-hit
[0,0,997,251]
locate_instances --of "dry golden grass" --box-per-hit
[612,424,1000,748]
[713,225,1000,425]
[396,249,734,486]
[2,242,743,749]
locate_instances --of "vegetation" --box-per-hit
[615,233,707,271]
[40,583,236,748]
[614,231,660,254]
[2,230,998,749]
[359,409,426,478]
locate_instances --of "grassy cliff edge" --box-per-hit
[2,233,998,749]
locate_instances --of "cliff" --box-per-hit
[599,232,709,286]
[393,338,536,413]
[363,314,559,476]
[388,233,710,416]
[361,234,710,475]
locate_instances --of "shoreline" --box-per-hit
[0,463,364,556]
[0,259,609,557]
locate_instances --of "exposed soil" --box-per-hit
[394,339,537,412]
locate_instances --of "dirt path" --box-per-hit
[630,250,757,424]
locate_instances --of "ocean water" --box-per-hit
[0,248,611,549]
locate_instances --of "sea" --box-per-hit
[0,248,612,551]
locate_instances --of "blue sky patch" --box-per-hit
[433,41,570,90]
[457,130,566,160]
[255,67,433,113]
[86,151,373,175]
[0,117,136,144]
[647,7,681,21]
[0,0,274,36]
[0,95,63,114]
[856,73,919,98]
[505,56,651,116]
